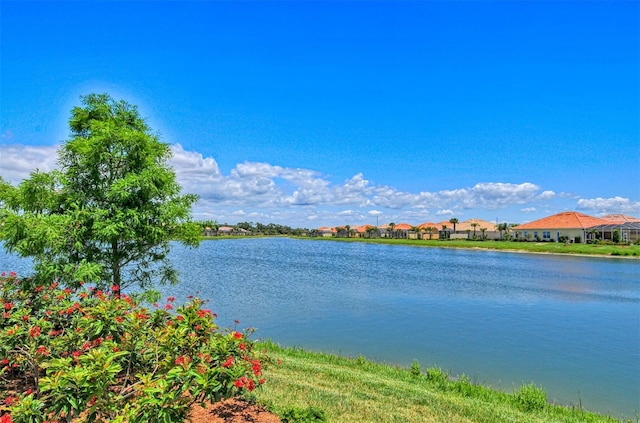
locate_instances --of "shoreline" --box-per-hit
[298,236,640,260]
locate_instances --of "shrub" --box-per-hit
[425,366,448,387]
[410,359,422,377]
[514,382,547,412]
[0,272,266,422]
[280,405,326,422]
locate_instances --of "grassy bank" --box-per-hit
[302,237,640,257]
[252,342,630,423]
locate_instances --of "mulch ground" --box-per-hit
[189,398,281,423]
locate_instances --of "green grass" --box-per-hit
[301,237,640,257]
[251,342,633,423]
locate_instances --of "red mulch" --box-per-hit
[188,398,281,423]
[1,398,280,423]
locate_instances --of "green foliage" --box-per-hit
[514,383,547,412]
[613,229,621,244]
[0,272,266,422]
[0,94,200,293]
[425,366,449,386]
[280,405,327,422]
[410,359,421,377]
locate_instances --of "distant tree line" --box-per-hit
[197,220,309,236]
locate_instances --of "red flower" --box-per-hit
[175,355,191,367]
[233,377,255,391]
[197,309,211,318]
[3,302,13,311]
[29,326,41,338]
[233,331,243,340]
[134,312,149,320]
[222,356,234,368]
[167,296,176,302]
[251,359,261,376]
[164,304,173,310]
[36,346,50,356]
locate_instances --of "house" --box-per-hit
[590,214,640,243]
[378,222,413,238]
[435,218,499,240]
[354,224,377,238]
[317,226,335,238]
[417,222,439,239]
[511,211,609,243]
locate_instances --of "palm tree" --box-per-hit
[345,225,351,238]
[497,222,507,239]
[425,226,435,240]
[449,218,459,233]
[502,223,514,241]
[440,224,448,240]
[480,227,487,240]
[470,222,478,239]
[388,222,396,239]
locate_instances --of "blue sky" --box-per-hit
[1,1,639,228]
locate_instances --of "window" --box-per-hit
[543,231,551,240]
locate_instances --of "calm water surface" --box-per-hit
[2,238,639,419]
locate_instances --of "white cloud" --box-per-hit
[1,143,637,227]
[538,190,555,200]
[437,209,455,216]
[0,144,59,183]
[577,196,640,215]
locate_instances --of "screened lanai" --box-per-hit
[587,222,640,243]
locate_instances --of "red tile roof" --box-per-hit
[355,224,375,233]
[601,214,640,223]
[515,212,608,230]
[417,222,438,229]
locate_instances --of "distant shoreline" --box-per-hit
[292,236,640,259]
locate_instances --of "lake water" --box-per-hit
[2,238,639,419]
